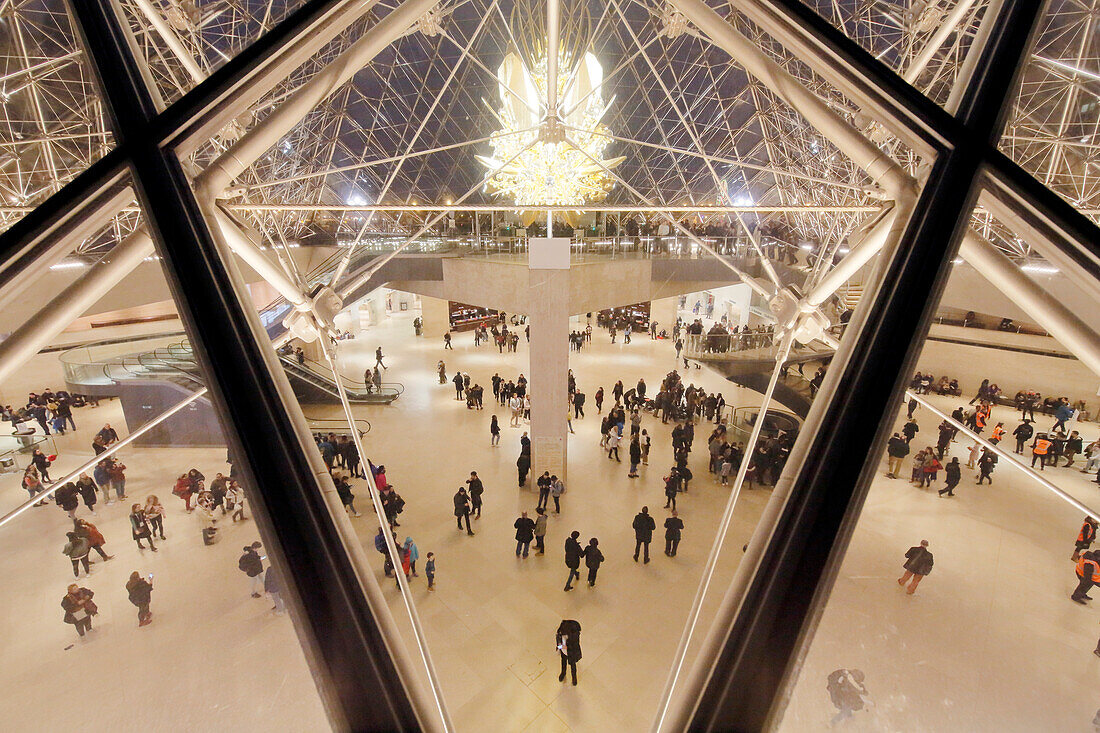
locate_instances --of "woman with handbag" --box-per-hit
[129,504,157,552]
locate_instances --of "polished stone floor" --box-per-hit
[2,307,1098,732]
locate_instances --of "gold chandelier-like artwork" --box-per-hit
[476,3,623,226]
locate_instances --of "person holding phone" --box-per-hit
[555,619,582,686]
[126,571,154,626]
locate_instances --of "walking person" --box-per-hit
[663,472,679,510]
[61,584,96,639]
[534,508,547,555]
[939,457,961,497]
[490,414,501,446]
[74,518,113,561]
[606,429,621,462]
[1032,434,1052,470]
[1073,517,1098,562]
[664,510,683,556]
[443,332,453,350]
[555,619,582,686]
[632,506,656,563]
[826,668,870,727]
[514,511,535,558]
[62,531,92,577]
[239,541,265,597]
[976,449,996,484]
[126,571,154,626]
[129,504,157,552]
[1013,419,1034,454]
[265,565,285,614]
[76,473,98,515]
[453,487,475,535]
[563,531,583,591]
[583,538,604,587]
[1072,550,1100,604]
[897,540,933,595]
[375,346,387,369]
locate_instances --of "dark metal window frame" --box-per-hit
[0,0,1090,730]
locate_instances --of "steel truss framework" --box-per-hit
[0,0,1097,731]
[0,1,1095,259]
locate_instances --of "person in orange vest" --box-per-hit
[990,423,1006,444]
[973,406,989,435]
[1074,517,1098,562]
[1031,434,1053,470]
[1071,550,1100,604]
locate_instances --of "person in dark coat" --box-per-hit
[563,531,583,591]
[939,457,961,497]
[664,510,684,557]
[514,511,535,558]
[126,571,154,626]
[1013,419,1034,454]
[466,472,484,519]
[897,540,933,595]
[129,504,157,551]
[61,584,96,638]
[54,481,80,519]
[556,619,582,686]
[826,668,869,726]
[239,541,264,597]
[75,473,98,514]
[583,538,604,587]
[517,450,531,487]
[453,487,474,535]
[632,506,656,563]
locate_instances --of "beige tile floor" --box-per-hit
[2,306,1098,732]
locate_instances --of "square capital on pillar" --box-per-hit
[529,237,571,270]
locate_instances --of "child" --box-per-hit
[720,458,732,486]
[425,552,436,591]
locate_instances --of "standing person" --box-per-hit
[1074,517,1098,562]
[583,538,604,587]
[31,448,52,483]
[641,429,651,465]
[897,540,933,595]
[555,619,582,686]
[61,584,96,639]
[126,571,154,626]
[514,511,535,558]
[402,537,420,577]
[594,387,604,414]
[663,472,679,510]
[425,552,436,591]
[438,360,447,384]
[55,482,80,519]
[573,390,585,418]
[453,487,475,536]
[1031,434,1053,470]
[675,338,683,362]
[533,508,548,555]
[536,471,551,511]
[563,531,583,591]
[550,475,565,514]
[265,565,285,614]
[628,434,642,478]
[129,504,157,552]
[490,414,501,447]
[1013,419,1034,454]
[97,423,119,446]
[826,669,870,727]
[939,457,961,497]
[517,447,531,487]
[1072,550,1100,604]
[606,429,621,462]
[375,346,387,369]
[901,418,919,444]
[1062,430,1084,467]
[632,506,656,563]
[108,458,127,500]
[61,532,92,577]
[467,471,484,519]
[664,510,683,557]
[238,541,264,597]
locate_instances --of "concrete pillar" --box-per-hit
[650,297,678,336]
[419,295,450,338]
[366,293,387,328]
[528,237,570,482]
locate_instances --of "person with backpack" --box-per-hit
[238,541,264,598]
[126,571,154,626]
[61,531,91,577]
